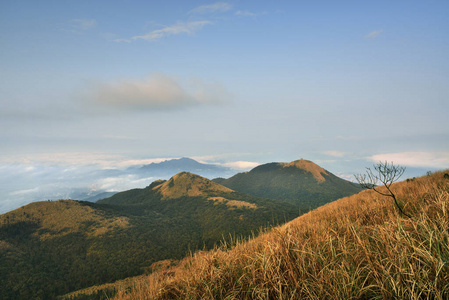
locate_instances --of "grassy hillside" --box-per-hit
[75,170,449,299]
[0,173,299,299]
[0,200,137,299]
[215,159,363,211]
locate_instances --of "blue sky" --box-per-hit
[1,0,449,212]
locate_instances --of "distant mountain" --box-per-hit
[214,159,363,211]
[81,191,117,202]
[0,172,298,299]
[134,157,233,179]
[70,158,232,204]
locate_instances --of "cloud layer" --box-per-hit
[131,21,212,41]
[114,2,235,43]
[365,29,383,38]
[369,152,449,169]
[222,161,261,170]
[88,74,229,110]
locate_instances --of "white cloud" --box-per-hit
[222,161,261,170]
[192,158,260,171]
[115,3,232,43]
[334,173,357,182]
[0,152,121,168]
[364,29,383,39]
[369,152,449,169]
[113,38,132,43]
[88,74,229,110]
[191,153,263,170]
[70,19,97,30]
[9,187,41,196]
[188,2,232,15]
[0,152,179,169]
[96,175,156,191]
[131,21,212,41]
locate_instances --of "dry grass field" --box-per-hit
[67,170,449,299]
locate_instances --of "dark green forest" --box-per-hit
[0,175,299,299]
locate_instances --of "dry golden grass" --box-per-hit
[0,240,14,251]
[208,197,258,210]
[225,200,258,210]
[0,200,130,240]
[281,159,328,182]
[71,171,449,299]
[154,172,234,199]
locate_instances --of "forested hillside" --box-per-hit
[216,159,363,210]
[74,170,449,300]
[0,172,298,299]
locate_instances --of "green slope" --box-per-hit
[99,172,299,248]
[0,172,298,299]
[215,159,363,211]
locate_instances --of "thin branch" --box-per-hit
[354,161,410,218]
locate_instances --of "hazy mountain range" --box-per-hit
[0,157,235,214]
[135,157,233,177]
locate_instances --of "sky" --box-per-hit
[1,0,449,213]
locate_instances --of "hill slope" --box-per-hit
[98,172,299,248]
[80,170,449,300]
[215,159,363,210]
[0,200,135,299]
[0,172,298,299]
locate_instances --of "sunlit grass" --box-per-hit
[67,170,449,299]
[1,200,130,240]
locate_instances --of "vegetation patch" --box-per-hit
[208,197,258,209]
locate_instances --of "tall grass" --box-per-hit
[90,171,449,299]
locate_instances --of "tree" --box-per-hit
[354,161,410,218]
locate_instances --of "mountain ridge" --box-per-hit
[214,158,363,210]
[135,157,232,178]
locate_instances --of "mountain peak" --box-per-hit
[138,157,232,178]
[280,159,328,183]
[153,172,234,199]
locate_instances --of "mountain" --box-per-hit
[214,159,363,211]
[134,157,233,179]
[69,171,449,299]
[0,172,298,299]
[98,172,299,247]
